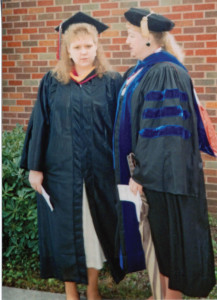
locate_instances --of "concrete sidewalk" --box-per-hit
[2,286,76,300]
[2,286,113,300]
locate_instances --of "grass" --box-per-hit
[3,215,217,299]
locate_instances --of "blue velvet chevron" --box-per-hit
[145,89,188,102]
[142,105,190,120]
[139,125,191,139]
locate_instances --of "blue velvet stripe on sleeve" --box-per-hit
[142,105,190,120]
[139,125,191,140]
[145,89,188,102]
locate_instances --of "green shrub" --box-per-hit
[2,124,39,281]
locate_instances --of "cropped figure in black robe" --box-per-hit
[20,12,125,300]
[113,8,216,299]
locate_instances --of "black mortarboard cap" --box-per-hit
[124,8,175,32]
[55,11,109,34]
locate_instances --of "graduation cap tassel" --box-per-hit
[57,23,62,60]
[140,12,153,38]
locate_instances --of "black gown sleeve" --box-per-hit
[20,72,52,171]
[131,63,202,196]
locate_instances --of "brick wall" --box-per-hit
[2,0,217,214]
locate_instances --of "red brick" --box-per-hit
[3,113,17,118]
[22,14,37,21]
[206,87,217,93]
[196,34,216,41]
[153,7,170,13]
[8,42,22,47]
[46,20,60,27]
[172,5,192,12]
[140,1,159,6]
[2,35,13,41]
[195,49,216,55]
[184,42,204,48]
[23,54,38,59]
[15,48,30,54]
[17,100,32,106]
[32,73,44,79]
[29,7,44,14]
[207,41,217,48]
[207,177,217,184]
[32,61,48,66]
[10,106,25,112]
[38,0,53,6]
[9,80,23,86]
[195,64,215,71]
[31,47,47,53]
[101,3,118,9]
[21,1,37,8]
[93,10,110,17]
[14,34,29,41]
[189,72,204,78]
[207,57,217,63]
[175,20,194,27]
[11,119,25,125]
[171,28,182,34]
[206,26,217,33]
[2,74,15,80]
[112,38,126,44]
[183,12,203,19]
[46,6,62,13]
[14,8,28,14]
[194,3,215,10]
[112,9,126,16]
[195,19,216,26]
[3,61,15,67]
[184,27,204,34]
[194,87,204,93]
[176,35,194,42]
[163,13,182,20]
[2,106,10,112]
[23,28,37,34]
[113,52,131,58]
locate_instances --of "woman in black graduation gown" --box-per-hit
[113,8,216,299]
[20,12,125,300]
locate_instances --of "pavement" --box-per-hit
[2,286,112,300]
[2,286,74,300]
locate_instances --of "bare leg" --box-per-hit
[65,282,80,300]
[162,274,182,299]
[86,268,101,300]
[148,273,182,300]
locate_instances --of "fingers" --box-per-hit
[129,178,143,195]
[29,170,44,194]
[30,184,42,194]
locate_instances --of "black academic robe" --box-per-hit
[20,70,125,284]
[113,56,216,297]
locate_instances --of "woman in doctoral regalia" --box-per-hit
[113,7,216,299]
[20,12,125,300]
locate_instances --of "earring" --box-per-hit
[146,41,151,47]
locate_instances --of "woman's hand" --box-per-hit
[129,178,143,195]
[29,170,43,194]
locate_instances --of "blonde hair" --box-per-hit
[52,23,111,84]
[151,31,184,63]
[126,21,184,63]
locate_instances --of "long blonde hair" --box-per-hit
[151,31,184,63]
[126,21,184,63]
[52,23,111,84]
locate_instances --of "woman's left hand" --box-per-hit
[129,178,143,195]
